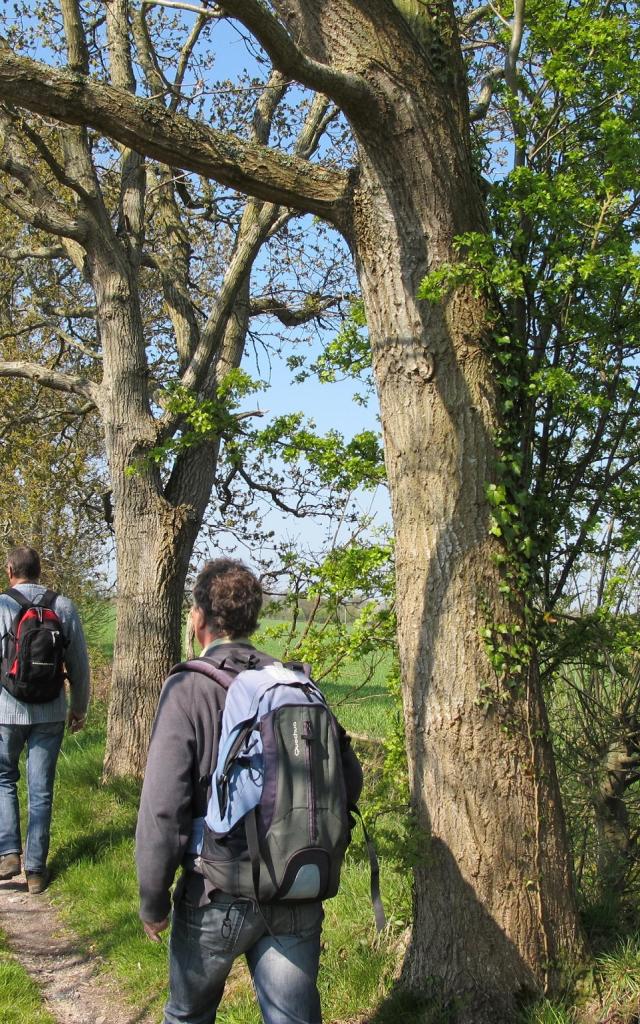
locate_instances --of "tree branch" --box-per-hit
[0,178,88,243]
[0,112,90,241]
[504,0,526,167]
[173,76,342,400]
[54,327,103,362]
[216,0,372,113]
[0,359,97,404]
[249,294,340,326]
[0,51,351,226]
[470,66,504,122]
[106,1,146,267]
[141,0,221,16]
[459,4,492,30]
[0,245,66,261]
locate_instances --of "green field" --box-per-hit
[87,601,398,739]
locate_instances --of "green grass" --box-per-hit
[255,620,397,739]
[0,929,57,1024]
[81,597,116,662]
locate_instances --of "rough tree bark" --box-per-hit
[0,0,586,1017]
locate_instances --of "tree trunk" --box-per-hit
[593,741,637,900]
[336,11,585,1019]
[102,468,198,777]
[94,255,250,778]
[88,254,214,777]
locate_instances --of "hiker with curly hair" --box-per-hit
[136,557,363,1024]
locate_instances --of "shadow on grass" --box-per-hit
[580,893,640,956]
[48,825,136,874]
[365,985,457,1024]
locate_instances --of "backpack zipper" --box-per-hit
[303,718,318,841]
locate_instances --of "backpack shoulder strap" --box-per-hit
[36,589,59,610]
[352,806,387,932]
[169,657,233,690]
[4,588,32,610]
[283,660,312,679]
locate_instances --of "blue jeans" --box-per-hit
[164,889,324,1024]
[0,722,65,872]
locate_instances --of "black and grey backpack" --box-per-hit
[176,653,385,929]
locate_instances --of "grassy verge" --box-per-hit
[0,929,56,1024]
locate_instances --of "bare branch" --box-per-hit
[0,176,88,244]
[145,164,201,370]
[253,71,289,146]
[470,66,503,122]
[0,245,66,261]
[133,6,174,100]
[178,76,342,397]
[59,0,109,210]
[249,294,340,326]
[504,0,526,167]
[54,327,103,362]
[0,359,97,404]
[61,0,90,73]
[172,11,213,107]
[142,0,221,16]
[0,108,91,241]
[106,1,146,265]
[459,4,492,30]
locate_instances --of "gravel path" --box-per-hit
[0,872,158,1024]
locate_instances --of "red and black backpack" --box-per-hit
[1,589,67,703]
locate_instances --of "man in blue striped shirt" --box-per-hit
[0,546,90,893]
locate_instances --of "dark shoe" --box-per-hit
[26,870,49,894]
[0,853,21,879]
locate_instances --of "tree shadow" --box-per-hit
[48,824,135,874]
[369,839,542,1024]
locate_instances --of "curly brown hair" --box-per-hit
[192,559,262,638]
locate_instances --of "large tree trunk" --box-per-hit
[89,254,221,777]
[95,257,250,777]
[327,5,586,1018]
[103,467,199,777]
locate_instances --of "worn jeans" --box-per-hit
[0,721,65,872]
[164,888,324,1024]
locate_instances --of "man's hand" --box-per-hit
[67,710,86,733]
[143,918,169,942]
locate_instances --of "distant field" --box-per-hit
[85,602,397,739]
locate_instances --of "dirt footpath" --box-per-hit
[0,872,157,1024]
